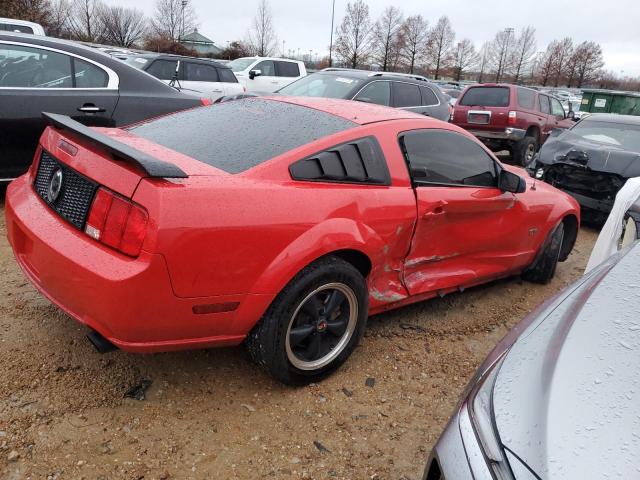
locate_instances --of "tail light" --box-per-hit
[201,98,212,106]
[85,187,148,257]
[508,110,517,126]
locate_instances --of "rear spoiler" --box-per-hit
[42,112,188,178]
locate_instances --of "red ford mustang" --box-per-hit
[5,97,579,384]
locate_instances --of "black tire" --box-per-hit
[512,135,538,166]
[246,256,368,385]
[522,222,564,284]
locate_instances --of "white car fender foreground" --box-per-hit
[585,177,640,273]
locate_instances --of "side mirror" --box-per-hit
[499,169,526,194]
[567,110,575,120]
[248,69,262,80]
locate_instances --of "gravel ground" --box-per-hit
[0,189,598,480]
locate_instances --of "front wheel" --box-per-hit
[522,222,564,284]
[246,256,368,385]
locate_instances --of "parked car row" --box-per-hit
[0,32,211,180]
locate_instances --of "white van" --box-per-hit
[0,18,45,35]
[228,57,306,93]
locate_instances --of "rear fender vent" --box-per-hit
[289,136,391,186]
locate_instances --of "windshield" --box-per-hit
[125,57,150,69]
[278,73,364,99]
[571,120,640,152]
[459,87,510,107]
[228,58,256,72]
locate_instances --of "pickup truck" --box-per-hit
[451,84,574,165]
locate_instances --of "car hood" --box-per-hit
[537,130,640,177]
[492,243,640,479]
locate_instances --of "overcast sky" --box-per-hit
[112,0,640,76]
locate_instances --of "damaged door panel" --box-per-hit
[404,186,531,295]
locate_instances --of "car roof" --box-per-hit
[263,95,435,125]
[235,56,299,62]
[319,68,436,85]
[133,53,230,68]
[580,113,640,126]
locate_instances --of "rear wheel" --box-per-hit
[523,222,564,284]
[512,135,538,166]
[246,256,368,385]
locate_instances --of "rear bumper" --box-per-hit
[468,128,526,142]
[5,175,273,352]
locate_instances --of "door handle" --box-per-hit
[78,104,105,113]
[422,200,448,218]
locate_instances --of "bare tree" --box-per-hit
[247,0,277,56]
[551,37,573,87]
[510,26,536,83]
[372,6,403,71]
[537,40,560,86]
[47,0,72,37]
[425,16,455,80]
[400,14,428,74]
[0,0,51,25]
[67,0,105,42]
[452,39,478,82]
[488,28,515,83]
[573,41,604,87]
[99,5,147,47]
[151,0,197,42]
[476,42,490,83]
[334,0,373,69]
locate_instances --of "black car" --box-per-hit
[528,114,640,223]
[0,33,207,181]
[276,68,451,122]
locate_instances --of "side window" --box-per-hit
[538,95,550,114]
[401,129,497,188]
[353,81,391,106]
[73,58,108,88]
[393,82,421,108]
[551,98,565,118]
[0,23,34,33]
[183,62,218,82]
[254,60,275,76]
[146,59,179,80]
[217,68,237,83]
[275,61,300,77]
[420,86,439,106]
[517,87,536,110]
[0,44,72,88]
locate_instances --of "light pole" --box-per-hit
[282,40,286,58]
[328,0,336,67]
[180,0,188,41]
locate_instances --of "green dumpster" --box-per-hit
[580,89,640,116]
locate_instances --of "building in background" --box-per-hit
[179,29,222,56]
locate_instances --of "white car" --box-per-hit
[228,57,306,93]
[125,54,244,102]
[0,17,45,35]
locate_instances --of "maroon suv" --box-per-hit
[451,84,573,165]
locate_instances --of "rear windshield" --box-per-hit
[128,98,357,174]
[125,57,151,69]
[278,73,364,98]
[459,87,510,107]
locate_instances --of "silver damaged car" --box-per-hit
[425,231,640,479]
